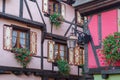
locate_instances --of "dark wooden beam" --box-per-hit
[2,0,6,13]
[0,12,46,30]
[84,16,100,68]
[64,18,75,37]
[45,33,67,41]
[75,0,120,15]
[0,66,81,79]
[35,0,45,24]
[24,0,33,20]
[19,0,23,17]
[41,35,44,70]
[64,19,82,28]
[95,13,102,49]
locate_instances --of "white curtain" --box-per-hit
[12,31,17,48]
[20,32,25,48]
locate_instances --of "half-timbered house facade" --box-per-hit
[0,0,85,80]
[75,0,120,80]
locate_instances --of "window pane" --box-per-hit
[54,44,67,60]
[48,1,61,14]
[20,32,25,38]
[12,31,17,37]
[20,39,25,48]
[12,30,17,48]
[55,44,58,50]
[12,29,30,49]
[55,50,58,59]
[60,45,64,50]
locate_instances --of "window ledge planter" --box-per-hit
[57,59,70,76]
[12,48,33,68]
[49,13,64,28]
[101,32,120,66]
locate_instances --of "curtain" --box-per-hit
[20,32,25,48]
[12,31,17,48]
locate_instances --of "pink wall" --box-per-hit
[88,9,118,68]
[89,15,99,46]
[102,9,118,39]
[88,43,97,68]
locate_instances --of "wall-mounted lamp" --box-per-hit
[67,28,91,48]
[67,32,78,48]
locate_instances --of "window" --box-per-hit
[12,29,29,49]
[54,43,67,60]
[48,0,61,14]
[47,40,84,65]
[42,0,66,17]
[48,41,67,62]
[3,25,37,55]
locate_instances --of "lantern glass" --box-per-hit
[67,33,78,48]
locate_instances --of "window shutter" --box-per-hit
[48,40,55,62]
[80,49,84,65]
[69,48,74,65]
[42,0,48,13]
[77,11,82,24]
[74,46,80,65]
[61,4,65,18]
[3,25,12,50]
[30,31,37,55]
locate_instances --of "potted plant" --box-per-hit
[101,32,120,66]
[12,48,33,68]
[57,59,70,76]
[49,13,63,28]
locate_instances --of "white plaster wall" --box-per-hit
[23,1,31,20]
[43,40,48,57]
[0,74,41,80]
[5,0,19,16]
[28,57,41,69]
[70,65,78,75]
[23,0,43,22]
[0,18,41,69]
[0,0,2,12]
[3,0,75,36]
[54,66,59,71]
[26,0,43,22]
[43,58,52,70]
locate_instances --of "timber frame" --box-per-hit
[0,66,81,80]
[0,0,85,80]
[75,0,120,75]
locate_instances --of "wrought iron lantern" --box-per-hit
[67,28,91,48]
[78,32,91,45]
[67,32,78,48]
